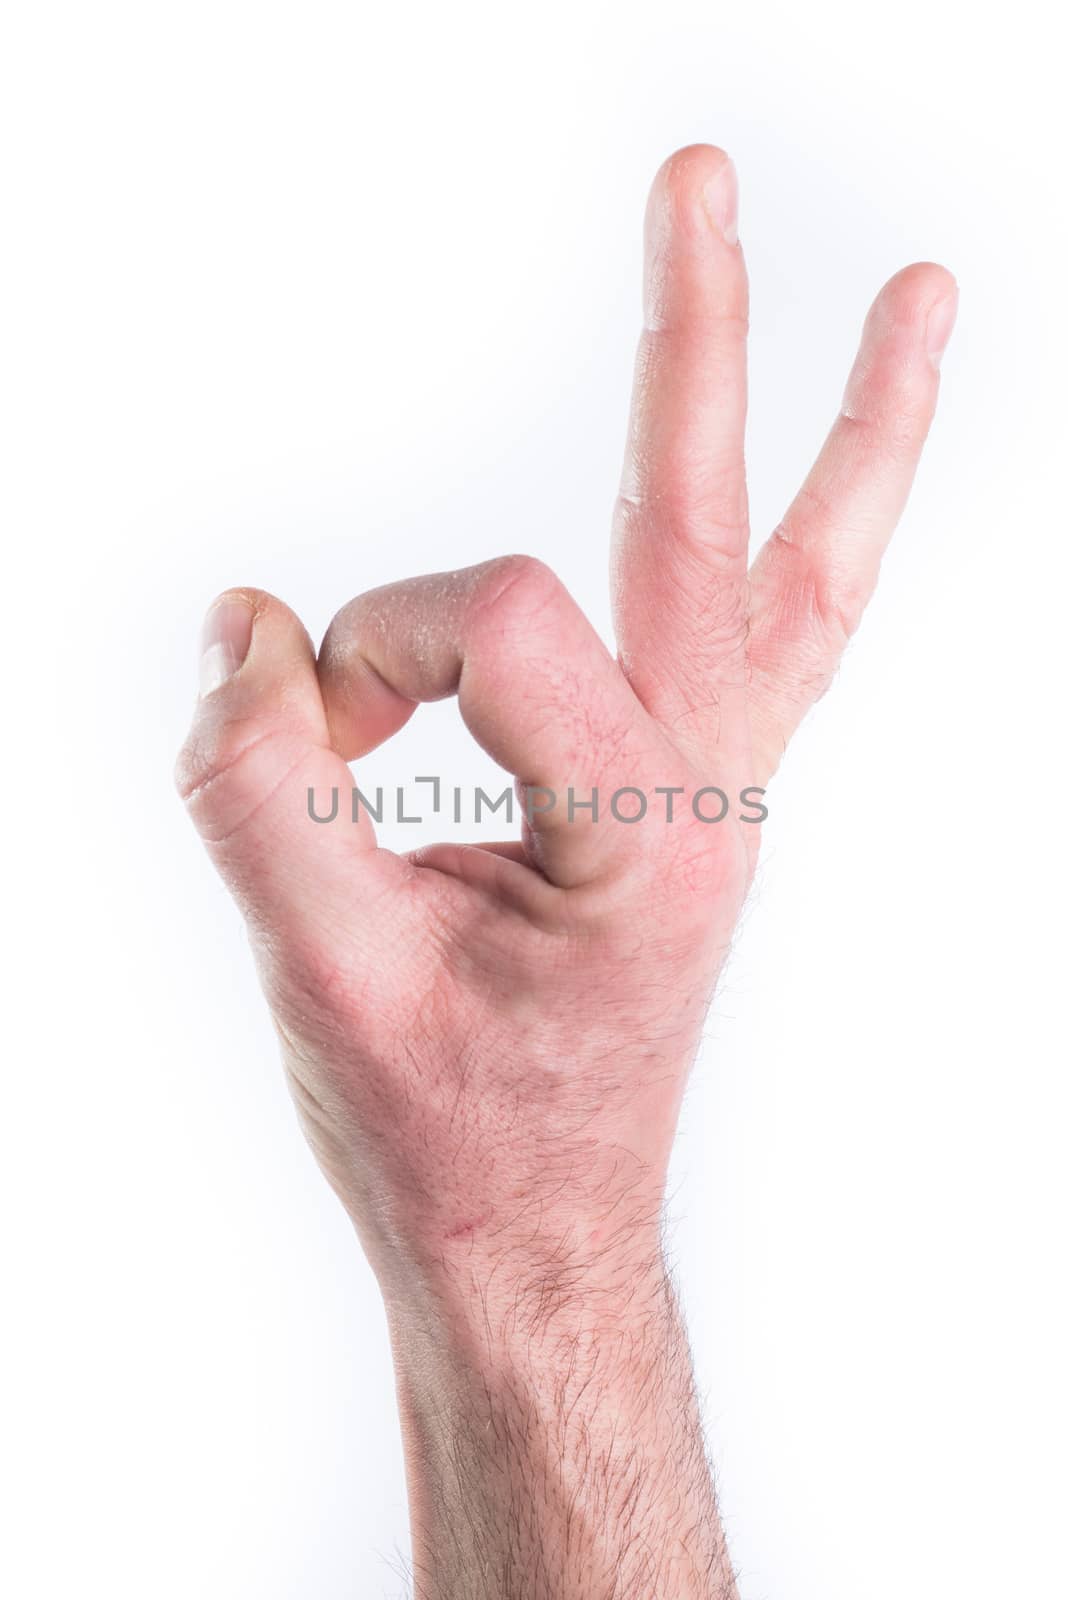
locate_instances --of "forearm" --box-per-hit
[386,1253,737,1600]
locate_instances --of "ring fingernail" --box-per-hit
[702,158,739,245]
[925,290,958,369]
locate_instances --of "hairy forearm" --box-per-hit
[386,1253,737,1600]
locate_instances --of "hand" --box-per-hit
[177,145,954,1599]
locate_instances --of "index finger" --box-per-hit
[317,556,664,888]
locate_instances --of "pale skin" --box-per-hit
[177,145,956,1598]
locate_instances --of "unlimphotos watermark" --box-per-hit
[306,777,767,826]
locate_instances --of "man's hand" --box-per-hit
[177,145,954,1599]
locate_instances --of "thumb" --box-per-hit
[175,589,382,941]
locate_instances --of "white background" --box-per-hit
[3,2,1065,1595]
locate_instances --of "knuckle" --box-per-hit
[617,474,748,577]
[476,552,559,608]
[175,710,259,803]
[764,521,870,650]
[812,571,866,649]
[470,553,564,636]
[841,373,932,453]
[176,716,308,845]
[662,825,750,924]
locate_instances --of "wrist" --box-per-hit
[382,1250,734,1600]
[378,1176,669,1357]
[385,1230,671,1379]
